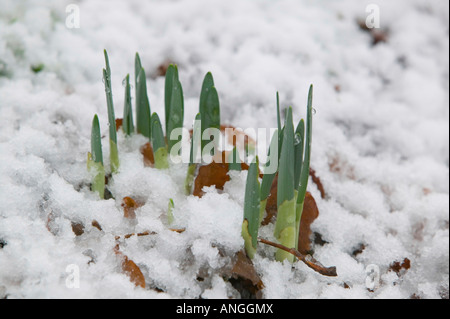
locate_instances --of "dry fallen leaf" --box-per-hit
[114,244,146,289]
[309,168,326,199]
[193,152,231,198]
[229,250,264,299]
[121,196,142,219]
[140,142,155,167]
[91,220,103,231]
[115,118,123,132]
[298,192,320,255]
[71,222,85,237]
[390,258,411,276]
[262,174,278,226]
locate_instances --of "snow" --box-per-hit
[0,0,448,299]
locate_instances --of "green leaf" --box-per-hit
[199,73,220,152]
[151,113,168,169]
[31,63,45,73]
[294,119,305,190]
[273,107,296,263]
[242,220,257,259]
[135,52,142,88]
[166,66,184,153]
[89,115,105,199]
[184,164,196,195]
[242,160,261,259]
[199,72,214,115]
[202,87,221,153]
[136,68,151,138]
[295,85,313,250]
[228,147,242,172]
[103,50,119,173]
[276,107,295,207]
[297,85,313,204]
[165,64,178,131]
[277,92,282,159]
[91,115,103,165]
[154,147,169,170]
[167,198,175,225]
[123,74,134,136]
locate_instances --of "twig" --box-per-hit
[115,228,186,241]
[258,238,337,277]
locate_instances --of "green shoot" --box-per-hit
[151,113,168,169]
[228,147,242,172]
[88,114,105,199]
[135,53,142,91]
[273,107,296,263]
[242,159,261,259]
[295,85,313,249]
[277,92,283,159]
[103,50,120,174]
[168,198,175,225]
[199,73,220,154]
[294,119,305,190]
[165,65,184,153]
[136,67,151,139]
[31,63,45,73]
[123,74,134,136]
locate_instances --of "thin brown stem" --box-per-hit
[258,238,337,277]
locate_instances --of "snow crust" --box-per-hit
[0,0,448,299]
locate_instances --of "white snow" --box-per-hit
[0,0,448,299]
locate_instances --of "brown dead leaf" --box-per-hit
[114,244,146,289]
[193,152,230,198]
[121,256,146,289]
[390,258,411,276]
[71,222,85,237]
[140,142,155,167]
[262,174,278,226]
[122,196,143,219]
[298,192,320,255]
[169,228,186,234]
[91,220,103,231]
[229,250,264,299]
[309,168,326,199]
[115,118,123,132]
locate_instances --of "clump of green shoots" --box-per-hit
[89,50,328,273]
[242,86,314,264]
